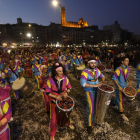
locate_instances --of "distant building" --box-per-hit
[0,18,47,47]
[61,6,88,28]
[47,22,98,47]
[103,20,121,43]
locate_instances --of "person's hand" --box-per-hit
[93,83,102,88]
[129,81,132,86]
[119,86,123,92]
[56,95,62,101]
[63,92,68,99]
[8,74,11,78]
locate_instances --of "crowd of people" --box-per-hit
[0,46,140,140]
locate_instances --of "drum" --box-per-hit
[96,84,114,124]
[56,96,74,127]
[76,64,86,79]
[12,77,34,98]
[97,65,106,71]
[123,86,137,101]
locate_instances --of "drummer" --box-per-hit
[80,57,105,135]
[4,59,25,100]
[45,62,74,140]
[112,57,131,122]
[0,82,12,140]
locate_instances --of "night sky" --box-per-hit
[0,0,140,35]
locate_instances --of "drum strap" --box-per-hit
[9,67,19,78]
[52,78,64,94]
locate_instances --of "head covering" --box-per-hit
[88,57,96,63]
[55,63,63,71]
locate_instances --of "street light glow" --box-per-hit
[27,33,31,37]
[52,0,58,6]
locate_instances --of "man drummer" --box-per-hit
[112,57,132,121]
[45,62,74,140]
[4,59,25,100]
[80,57,105,135]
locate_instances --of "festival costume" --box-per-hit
[95,56,101,64]
[0,84,12,140]
[4,66,24,100]
[24,61,32,78]
[80,68,104,126]
[72,54,80,66]
[0,58,5,71]
[112,65,129,112]
[77,55,83,64]
[46,76,71,137]
[31,64,41,89]
[42,56,48,65]
[136,63,140,96]
[14,59,21,67]
[39,73,50,112]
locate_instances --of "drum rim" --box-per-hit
[76,64,86,70]
[98,83,114,93]
[123,86,136,98]
[12,77,26,90]
[56,96,75,112]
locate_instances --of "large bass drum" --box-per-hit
[12,77,34,98]
[56,96,74,127]
[76,64,85,79]
[96,84,114,124]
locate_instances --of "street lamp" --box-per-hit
[27,33,31,37]
[52,0,61,7]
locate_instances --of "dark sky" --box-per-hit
[0,0,140,35]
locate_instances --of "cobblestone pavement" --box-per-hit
[9,65,140,140]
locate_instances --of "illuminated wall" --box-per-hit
[61,7,88,28]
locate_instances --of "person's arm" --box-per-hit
[127,78,132,86]
[0,96,12,127]
[113,80,123,91]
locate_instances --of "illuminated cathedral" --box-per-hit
[61,7,88,28]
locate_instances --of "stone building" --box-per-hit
[61,6,88,28]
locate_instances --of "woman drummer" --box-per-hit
[45,62,74,140]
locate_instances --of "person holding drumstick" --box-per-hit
[45,62,74,140]
[4,59,25,100]
[112,57,131,122]
[0,78,12,140]
[80,57,105,135]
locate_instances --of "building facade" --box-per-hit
[61,6,88,28]
[103,20,122,43]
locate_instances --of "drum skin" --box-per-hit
[12,77,33,98]
[123,86,137,101]
[96,84,114,124]
[56,96,74,127]
[76,64,85,79]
